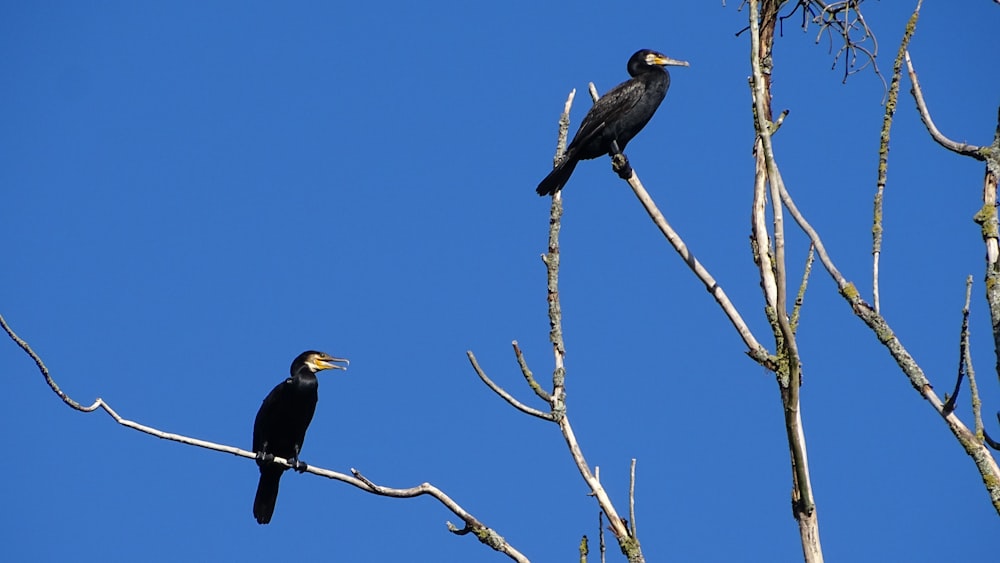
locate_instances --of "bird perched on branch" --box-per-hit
[536,49,689,196]
[252,350,349,524]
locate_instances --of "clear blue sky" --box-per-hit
[2,2,998,561]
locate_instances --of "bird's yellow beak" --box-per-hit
[315,354,350,371]
[651,54,689,68]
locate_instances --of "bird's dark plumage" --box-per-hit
[252,350,348,524]
[537,49,688,196]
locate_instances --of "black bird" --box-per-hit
[252,350,349,524]
[536,49,688,196]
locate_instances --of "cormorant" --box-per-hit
[536,49,688,196]
[252,350,349,524]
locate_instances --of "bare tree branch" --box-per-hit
[944,276,973,415]
[905,50,988,159]
[961,280,985,441]
[629,459,637,539]
[752,137,779,314]
[349,469,529,562]
[894,10,1000,506]
[790,245,815,333]
[467,350,554,421]
[774,160,1000,514]
[1,311,101,413]
[622,169,772,367]
[748,44,1000,515]
[970,107,1000,382]
[0,311,528,562]
[542,185,639,557]
[749,3,823,560]
[471,88,644,561]
[599,512,607,563]
[873,0,922,314]
[513,340,551,403]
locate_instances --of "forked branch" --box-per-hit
[749,2,822,560]
[748,2,1000,516]
[469,89,642,561]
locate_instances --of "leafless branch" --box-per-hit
[747,26,1000,513]
[513,340,551,402]
[873,0,922,314]
[1,311,101,413]
[752,137,779,314]
[629,459,637,539]
[964,316,984,442]
[905,50,988,160]
[599,512,607,563]
[749,7,821,559]
[790,245,815,333]
[543,177,639,557]
[971,106,1000,388]
[471,88,643,561]
[547,88,641,558]
[350,469,529,562]
[1,311,529,563]
[737,1,885,86]
[555,89,576,165]
[808,1,886,87]
[985,428,1000,451]
[467,350,554,421]
[623,169,772,367]
[774,156,1000,514]
[944,276,973,415]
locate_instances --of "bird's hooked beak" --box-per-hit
[650,53,689,68]
[313,353,350,372]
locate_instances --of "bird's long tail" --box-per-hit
[253,467,283,524]
[536,156,579,196]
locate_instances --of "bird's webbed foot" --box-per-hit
[609,140,632,180]
[612,153,632,180]
[255,451,275,467]
[289,445,308,472]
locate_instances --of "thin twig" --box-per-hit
[790,244,815,333]
[513,340,551,402]
[966,328,984,442]
[629,459,637,539]
[985,429,1000,451]
[958,275,985,440]
[0,312,101,412]
[905,50,987,160]
[944,276,973,414]
[599,511,607,563]
[350,469,530,562]
[467,351,554,421]
[556,89,577,165]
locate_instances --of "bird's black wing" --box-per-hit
[569,78,647,151]
[252,377,292,453]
